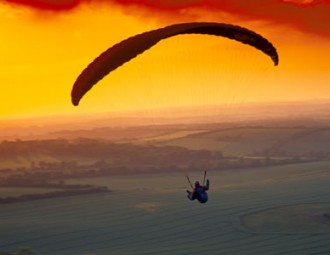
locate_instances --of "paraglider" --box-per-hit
[71,22,279,106]
[186,171,210,204]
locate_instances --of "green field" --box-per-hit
[157,127,330,157]
[156,127,298,154]
[1,161,330,255]
[134,130,207,143]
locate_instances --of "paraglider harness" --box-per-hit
[186,171,210,204]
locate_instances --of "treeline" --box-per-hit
[0,138,325,178]
[0,186,109,204]
[0,138,218,165]
[0,247,34,255]
[0,179,109,204]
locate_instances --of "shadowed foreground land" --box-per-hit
[241,203,330,233]
[1,161,330,255]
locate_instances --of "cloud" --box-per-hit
[4,0,80,10]
[206,0,330,37]
[4,0,330,37]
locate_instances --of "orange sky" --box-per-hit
[0,0,330,120]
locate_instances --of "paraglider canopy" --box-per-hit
[71,22,278,106]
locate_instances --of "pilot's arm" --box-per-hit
[205,179,210,190]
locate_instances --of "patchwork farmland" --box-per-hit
[1,161,330,255]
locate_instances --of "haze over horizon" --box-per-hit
[1,98,330,140]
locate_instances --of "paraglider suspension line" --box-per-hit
[186,176,194,189]
[203,171,207,186]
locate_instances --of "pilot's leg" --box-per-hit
[186,190,193,200]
